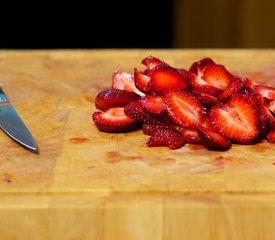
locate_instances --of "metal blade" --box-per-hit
[0,87,39,153]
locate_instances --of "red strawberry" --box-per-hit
[124,100,162,125]
[193,91,218,107]
[202,64,235,90]
[243,78,257,92]
[196,125,231,150]
[147,128,185,149]
[150,65,190,93]
[134,69,150,93]
[95,89,141,111]
[218,77,244,102]
[209,94,259,143]
[140,95,166,114]
[266,130,275,143]
[189,72,223,97]
[141,55,166,74]
[112,70,145,96]
[177,68,192,84]
[142,124,173,135]
[254,85,275,114]
[176,126,202,144]
[165,91,206,129]
[189,58,215,74]
[92,107,136,133]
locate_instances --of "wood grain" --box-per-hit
[0,50,274,240]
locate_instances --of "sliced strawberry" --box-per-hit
[209,94,259,143]
[134,69,150,93]
[140,95,166,114]
[146,128,185,149]
[254,85,275,114]
[142,124,173,135]
[202,64,235,90]
[92,107,136,133]
[189,72,223,97]
[112,70,145,96]
[218,77,244,102]
[177,68,192,86]
[189,58,215,74]
[150,65,190,93]
[124,100,162,125]
[266,130,275,143]
[165,91,206,129]
[176,126,202,144]
[141,55,166,74]
[95,89,141,111]
[193,91,218,107]
[196,125,231,150]
[243,78,256,93]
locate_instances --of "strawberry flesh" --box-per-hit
[150,65,190,93]
[124,100,163,125]
[254,85,275,114]
[218,77,244,102]
[134,69,150,94]
[189,58,215,74]
[141,55,166,74]
[176,126,202,144]
[95,89,141,111]
[112,70,145,96]
[196,125,231,150]
[143,124,173,135]
[147,128,185,149]
[202,64,235,90]
[165,91,206,129]
[140,95,166,114]
[267,130,275,143]
[92,107,136,133]
[209,94,259,143]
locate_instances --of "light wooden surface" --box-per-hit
[0,50,275,240]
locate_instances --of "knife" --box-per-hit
[0,86,39,153]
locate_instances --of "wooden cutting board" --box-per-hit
[0,50,274,240]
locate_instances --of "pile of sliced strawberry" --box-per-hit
[92,56,275,151]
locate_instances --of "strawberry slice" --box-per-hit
[218,77,244,102]
[112,70,145,96]
[142,124,173,135]
[202,64,235,90]
[141,55,166,74]
[124,100,163,125]
[150,65,190,93]
[189,72,223,97]
[193,91,218,107]
[254,85,275,114]
[92,107,136,133]
[146,128,185,149]
[177,68,192,84]
[165,91,206,129]
[134,69,150,93]
[140,95,166,114]
[95,89,141,111]
[267,130,275,143]
[176,126,202,144]
[196,125,231,150]
[189,57,215,74]
[209,94,259,143]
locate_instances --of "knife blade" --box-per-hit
[0,87,39,153]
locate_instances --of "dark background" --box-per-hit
[1,0,275,49]
[0,1,172,49]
